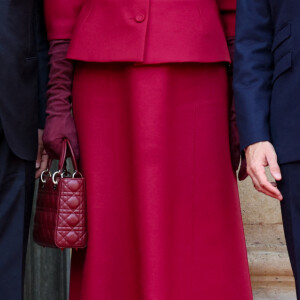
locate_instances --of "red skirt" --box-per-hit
[70,63,252,300]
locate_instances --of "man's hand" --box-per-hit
[245,141,283,200]
[35,129,49,179]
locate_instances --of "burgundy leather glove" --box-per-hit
[227,37,248,181]
[43,40,80,159]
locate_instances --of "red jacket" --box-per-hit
[44,0,236,63]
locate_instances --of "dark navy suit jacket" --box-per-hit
[0,0,48,161]
[234,0,299,164]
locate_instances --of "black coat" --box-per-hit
[0,0,48,161]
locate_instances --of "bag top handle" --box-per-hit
[58,139,79,172]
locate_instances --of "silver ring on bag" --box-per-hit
[41,169,52,183]
[52,170,64,185]
[72,170,83,178]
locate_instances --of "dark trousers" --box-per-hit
[277,162,300,299]
[0,124,35,299]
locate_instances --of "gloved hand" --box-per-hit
[227,37,248,181]
[42,40,80,159]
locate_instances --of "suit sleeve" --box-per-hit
[233,0,273,150]
[35,0,49,129]
[217,0,236,37]
[44,0,84,40]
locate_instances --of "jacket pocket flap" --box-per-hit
[272,24,291,53]
[272,52,292,83]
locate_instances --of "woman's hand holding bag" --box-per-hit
[43,40,80,159]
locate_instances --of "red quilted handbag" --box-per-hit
[33,139,87,249]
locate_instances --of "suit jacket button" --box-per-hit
[135,14,145,23]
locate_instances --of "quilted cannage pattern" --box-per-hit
[33,176,87,249]
[55,178,87,248]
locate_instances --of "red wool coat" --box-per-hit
[43,2,253,300]
[44,0,236,63]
